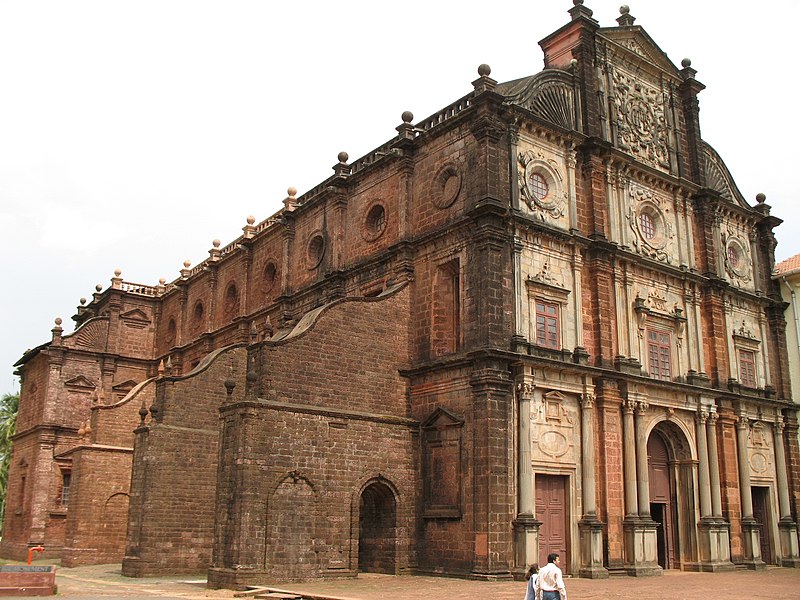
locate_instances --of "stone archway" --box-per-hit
[358,480,397,574]
[647,420,697,570]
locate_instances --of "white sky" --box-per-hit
[1,0,798,395]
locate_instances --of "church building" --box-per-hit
[3,2,799,588]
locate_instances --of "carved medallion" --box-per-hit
[517,149,566,221]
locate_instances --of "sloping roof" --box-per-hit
[774,253,800,277]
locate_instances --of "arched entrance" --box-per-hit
[358,480,397,574]
[647,421,697,570]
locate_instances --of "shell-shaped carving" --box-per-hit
[503,71,576,131]
[526,82,575,130]
[702,142,747,207]
[72,318,109,350]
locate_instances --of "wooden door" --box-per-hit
[648,433,675,568]
[535,474,568,573]
[752,486,772,564]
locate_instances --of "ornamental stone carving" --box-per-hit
[611,68,670,171]
[517,149,567,222]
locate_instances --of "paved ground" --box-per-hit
[24,562,800,600]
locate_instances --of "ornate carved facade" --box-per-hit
[3,1,799,588]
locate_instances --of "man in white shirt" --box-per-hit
[536,552,566,600]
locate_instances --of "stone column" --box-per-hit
[622,398,638,517]
[578,390,608,578]
[736,411,765,569]
[696,410,713,519]
[774,418,800,567]
[635,400,651,517]
[707,412,723,518]
[513,375,540,575]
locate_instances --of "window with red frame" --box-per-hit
[535,301,560,349]
[739,349,757,387]
[647,329,672,381]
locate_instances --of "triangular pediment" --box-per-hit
[421,407,465,430]
[112,379,138,392]
[64,375,96,390]
[120,308,150,323]
[599,27,681,78]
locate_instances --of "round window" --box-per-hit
[363,203,387,241]
[528,172,549,201]
[639,212,656,240]
[307,234,325,269]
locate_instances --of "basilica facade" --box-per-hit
[3,2,799,588]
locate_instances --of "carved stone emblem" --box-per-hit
[517,149,566,221]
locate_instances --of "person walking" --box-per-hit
[536,553,566,600]
[524,563,539,600]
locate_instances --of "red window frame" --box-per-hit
[739,349,757,387]
[647,329,672,381]
[535,301,560,349]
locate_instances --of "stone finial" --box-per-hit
[284,187,299,212]
[264,315,274,339]
[680,57,698,81]
[95,284,103,292]
[569,0,594,20]
[681,58,692,68]
[472,63,497,94]
[213,239,221,248]
[249,321,258,343]
[209,239,222,261]
[243,215,257,239]
[139,400,149,424]
[223,378,236,398]
[79,297,86,305]
[111,269,123,290]
[397,111,416,141]
[756,193,766,204]
[333,152,351,177]
[165,355,173,375]
[181,260,192,279]
[159,278,166,285]
[114,268,122,277]
[158,359,165,377]
[617,5,635,26]
[52,318,63,344]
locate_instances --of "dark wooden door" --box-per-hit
[752,486,772,564]
[535,474,568,573]
[648,433,675,568]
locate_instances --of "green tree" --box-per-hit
[0,393,19,532]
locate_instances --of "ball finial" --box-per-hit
[477,64,491,77]
[55,317,62,326]
[681,58,692,68]
[287,186,297,197]
[159,278,166,285]
[247,215,256,225]
[570,58,578,68]
[95,284,103,292]
[573,0,584,5]
[338,151,349,164]
[114,268,121,277]
[620,5,630,15]
[212,239,221,248]
[183,260,191,268]
[401,111,414,123]
[79,297,86,305]
[756,193,766,204]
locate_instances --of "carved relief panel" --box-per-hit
[530,390,578,465]
[516,139,570,229]
[625,182,677,264]
[721,224,753,289]
[747,421,775,481]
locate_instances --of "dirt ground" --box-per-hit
[43,562,800,600]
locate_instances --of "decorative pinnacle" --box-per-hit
[54,317,63,326]
[183,260,191,268]
[114,268,122,277]
[620,5,629,14]
[401,111,414,123]
[95,284,103,292]
[756,193,766,204]
[681,58,692,68]
[246,215,255,225]
[337,151,349,164]
[79,297,86,305]
[159,278,166,285]
[477,63,491,77]
[287,186,297,198]
[212,239,221,248]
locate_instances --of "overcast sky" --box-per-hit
[1,0,798,396]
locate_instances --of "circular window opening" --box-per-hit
[528,172,549,201]
[307,234,325,268]
[263,262,278,294]
[639,212,656,240]
[363,204,387,241]
[727,245,740,269]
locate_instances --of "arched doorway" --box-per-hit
[358,481,397,574]
[647,421,697,570]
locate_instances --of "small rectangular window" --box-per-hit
[647,329,672,381]
[535,301,560,349]
[739,349,757,387]
[60,473,71,507]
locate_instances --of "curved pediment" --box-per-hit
[701,142,748,208]
[501,70,576,131]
